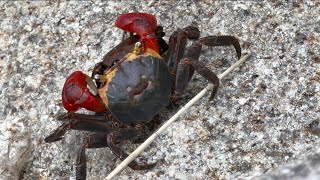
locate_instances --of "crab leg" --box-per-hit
[76,131,157,180]
[206,36,241,58]
[165,26,200,72]
[182,57,220,101]
[173,35,241,100]
[165,26,201,100]
[154,26,169,55]
[106,132,157,170]
[44,113,115,143]
[186,36,242,79]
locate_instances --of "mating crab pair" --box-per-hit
[45,12,241,179]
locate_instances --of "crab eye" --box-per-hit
[135,41,142,48]
[94,74,100,80]
[133,41,142,54]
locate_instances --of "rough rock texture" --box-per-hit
[257,148,320,180]
[0,1,319,180]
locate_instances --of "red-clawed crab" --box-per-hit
[45,12,241,179]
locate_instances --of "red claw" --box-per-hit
[62,71,106,113]
[115,12,160,53]
[115,12,157,36]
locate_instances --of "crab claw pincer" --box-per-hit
[115,12,157,37]
[115,12,160,53]
[62,71,106,113]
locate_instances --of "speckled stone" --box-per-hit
[0,1,319,180]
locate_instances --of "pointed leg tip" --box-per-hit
[44,135,63,143]
[135,161,158,170]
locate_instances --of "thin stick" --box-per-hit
[105,52,252,179]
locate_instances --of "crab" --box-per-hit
[45,12,241,179]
